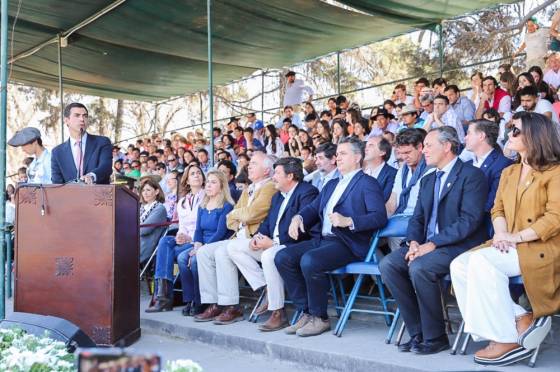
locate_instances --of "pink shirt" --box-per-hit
[176,189,204,238]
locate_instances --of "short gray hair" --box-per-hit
[429,126,461,155]
[420,94,434,104]
[339,136,365,165]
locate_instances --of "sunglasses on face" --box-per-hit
[511,126,522,137]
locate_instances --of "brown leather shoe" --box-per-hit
[258,309,288,332]
[254,292,269,316]
[213,306,244,325]
[516,312,533,335]
[193,304,221,322]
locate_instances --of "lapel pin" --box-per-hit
[447,182,451,188]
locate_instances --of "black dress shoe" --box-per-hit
[181,302,193,316]
[413,334,450,355]
[398,334,423,352]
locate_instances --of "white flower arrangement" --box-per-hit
[165,359,203,372]
[0,328,75,372]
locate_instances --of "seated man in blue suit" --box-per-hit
[464,119,513,233]
[227,157,318,332]
[379,126,489,355]
[51,103,112,184]
[364,135,397,201]
[275,137,388,337]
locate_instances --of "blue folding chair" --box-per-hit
[330,214,409,341]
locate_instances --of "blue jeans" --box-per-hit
[177,249,200,305]
[154,236,193,302]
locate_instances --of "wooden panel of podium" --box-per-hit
[14,184,141,346]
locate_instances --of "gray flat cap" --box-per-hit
[8,127,41,147]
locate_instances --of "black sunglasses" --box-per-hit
[511,126,521,137]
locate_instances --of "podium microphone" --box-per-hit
[76,128,84,182]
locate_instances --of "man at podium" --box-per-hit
[51,103,112,184]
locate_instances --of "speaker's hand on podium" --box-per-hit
[81,174,94,184]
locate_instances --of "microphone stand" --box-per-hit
[76,128,84,183]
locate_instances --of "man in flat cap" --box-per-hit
[8,127,52,184]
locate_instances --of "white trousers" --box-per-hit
[197,238,249,306]
[227,241,286,311]
[450,246,527,343]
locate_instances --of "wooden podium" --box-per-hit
[14,184,141,346]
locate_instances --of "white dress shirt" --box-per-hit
[69,132,96,181]
[472,149,493,168]
[321,169,360,236]
[283,79,314,106]
[273,183,298,243]
[364,162,385,179]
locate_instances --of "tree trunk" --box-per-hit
[115,99,124,143]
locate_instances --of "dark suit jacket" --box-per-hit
[466,148,513,212]
[299,171,387,259]
[376,163,397,202]
[51,133,113,184]
[407,159,489,251]
[257,181,319,244]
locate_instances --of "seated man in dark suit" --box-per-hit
[51,103,112,184]
[275,137,388,337]
[227,157,318,331]
[379,126,489,355]
[217,160,242,202]
[364,135,397,201]
[464,119,513,233]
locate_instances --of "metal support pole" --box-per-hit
[207,0,214,166]
[58,34,64,142]
[0,0,9,319]
[337,51,341,95]
[261,71,265,122]
[199,92,203,124]
[5,230,11,298]
[437,23,444,78]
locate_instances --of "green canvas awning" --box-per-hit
[3,0,515,101]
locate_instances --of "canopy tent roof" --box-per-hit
[4,0,515,101]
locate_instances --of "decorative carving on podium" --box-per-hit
[93,188,113,207]
[92,326,111,344]
[19,188,37,205]
[55,257,74,276]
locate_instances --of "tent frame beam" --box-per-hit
[9,0,127,65]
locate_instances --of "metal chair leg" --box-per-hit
[385,308,400,344]
[334,274,365,337]
[248,288,266,323]
[395,322,406,346]
[451,320,465,355]
[460,332,470,355]
[140,246,158,279]
[375,275,391,326]
[291,309,302,326]
[528,344,540,368]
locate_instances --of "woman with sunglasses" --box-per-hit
[450,112,560,366]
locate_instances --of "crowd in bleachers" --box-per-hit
[7,18,560,367]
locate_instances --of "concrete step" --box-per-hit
[140,298,560,372]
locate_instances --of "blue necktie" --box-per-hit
[427,171,444,239]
